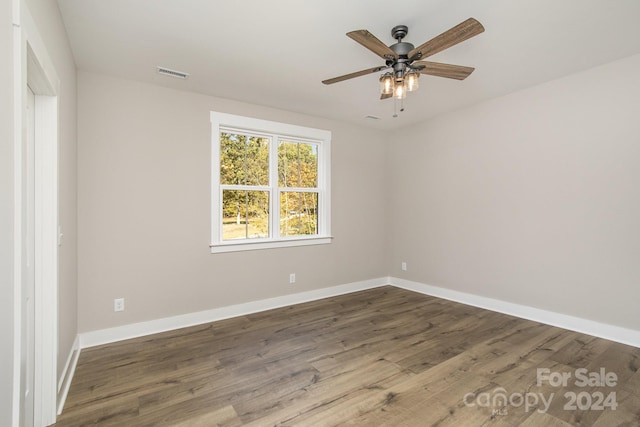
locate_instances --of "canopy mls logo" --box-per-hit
[463,387,553,416]
[462,368,618,417]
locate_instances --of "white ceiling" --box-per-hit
[57,0,640,130]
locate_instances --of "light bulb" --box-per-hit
[406,70,420,92]
[394,79,406,99]
[379,73,394,95]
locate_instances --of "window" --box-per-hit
[211,112,331,252]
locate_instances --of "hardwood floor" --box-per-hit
[55,286,640,426]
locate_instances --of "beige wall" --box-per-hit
[1,1,17,423]
[77,53,640,335]
[24,0,78,379]
[77,71,389,332]
[389,53,640,330]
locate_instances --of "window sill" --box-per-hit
[210,236,333,253]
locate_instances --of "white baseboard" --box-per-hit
[57,334,80,415]
[390,277,640,348]
[79,277,388,349]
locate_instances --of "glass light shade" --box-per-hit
[406,70,420,92]
[379,73,394,95]
[394,79,406,99]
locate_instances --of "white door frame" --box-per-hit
[13,2,59,426]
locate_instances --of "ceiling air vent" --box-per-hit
[157,66,189,79]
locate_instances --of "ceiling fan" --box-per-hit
[322,18,485,101]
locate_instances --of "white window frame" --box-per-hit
[211,112,331,253]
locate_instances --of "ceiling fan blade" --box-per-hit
[322,65,389,85]
[380,92,392,100]
[347,30,398,60]
[413,61,475,80]
[408,18,484,60]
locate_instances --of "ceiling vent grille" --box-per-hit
[157,66,189,79]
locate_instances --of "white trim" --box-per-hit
[210,236,333,253]
[14,4,60,426]
[56,335,79,393]
[390,277,640,348]
[79,277,387,348]
[211,113,331,141]
[12,1,23,424]
[32,92,58,427]
[56,335,80,415]
[11,5,25,427]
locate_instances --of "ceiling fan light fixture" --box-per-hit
[406,70,420,92]
[379,73,394,95]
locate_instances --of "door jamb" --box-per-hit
[13,3,59,426]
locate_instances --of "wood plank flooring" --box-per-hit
[54,286,640,426]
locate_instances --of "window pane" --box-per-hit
[278,141,318,188]
[222,190,269,240]
[220,132,269,186]
[280,192,318,236]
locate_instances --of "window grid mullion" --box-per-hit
[279,187,319,193]
[220,184,271,192]
[269,134,280,239]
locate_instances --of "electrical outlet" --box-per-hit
[289,273,296,284]
[401,262,407,271]
[114,298,125,312]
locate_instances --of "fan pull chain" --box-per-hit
[393,97,405,118]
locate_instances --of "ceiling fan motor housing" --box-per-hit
[390,26,414,76]
[388,25,415,77]
[391,41,414,57]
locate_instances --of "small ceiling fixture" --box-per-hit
[323,19,485,116]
